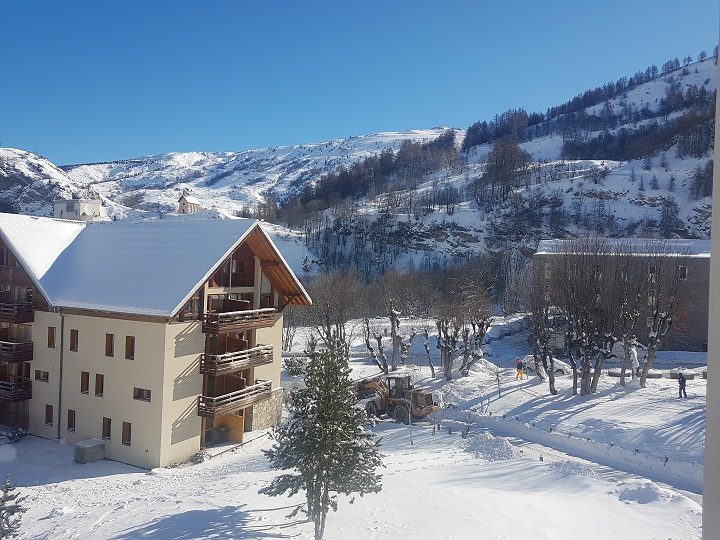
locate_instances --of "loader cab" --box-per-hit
[386,375,412,399]
[413,390,434,408]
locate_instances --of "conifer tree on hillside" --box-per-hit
[260,344,383,540]
[0,476,26,539]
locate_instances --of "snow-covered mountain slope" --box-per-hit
[0,58,716,274]
[61,129,451,216]
[0,148,97,216]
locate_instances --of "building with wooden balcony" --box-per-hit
[0,213,311,468]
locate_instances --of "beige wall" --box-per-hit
[56,313,168,468]
[28,311,62,439]
[158,320,204,466]
[254,313,283,388]
[703,57,720,538]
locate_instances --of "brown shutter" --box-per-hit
[122,422,131,446]
[95,374,104,396]
[81,371,89,393]
[70,329,79,351]
[45,404,53,426]
[67,409,75,432]
[47,326,56,348]
[105,334,114,356]
[125,336,135,359]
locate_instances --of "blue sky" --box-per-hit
[1,1,718,164]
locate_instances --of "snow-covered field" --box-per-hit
[4,420,702,539]
[3,316,706,539]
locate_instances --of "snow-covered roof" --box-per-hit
[0,214,85,281]
[536,238,711,258]
[179,194,201,205]
[0,213,309,317]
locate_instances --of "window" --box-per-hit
[261,294,274,309]
[70,329,79,351]
[125,336,135,360]
[95,374,104,397]
[646,316,654,328]
[47,326,56,348]
[133,387,151,402]
[34,370,49,383]
[679,265,688,281]
[102,417,111,440]
[45,405,53,426]
[648,265,657,284]
[122,422,132,446]
[0,248,5,266]
[67,409,76,432]
[105,333,114,357]
[80,371,89,394]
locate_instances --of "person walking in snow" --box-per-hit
[515,357,525,380]
[678,373,688,399]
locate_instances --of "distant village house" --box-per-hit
[53,199,103,221]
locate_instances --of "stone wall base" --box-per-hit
[250,387,283,430]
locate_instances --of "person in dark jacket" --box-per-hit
[678,373,688,398]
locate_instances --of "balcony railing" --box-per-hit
[197,380,272,418]
[202,308,276,334]
[200,345,273,375]
[0,377,32,401]
[0,303,33,324]
[0,341,33,363]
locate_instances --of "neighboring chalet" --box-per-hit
[53,199,103,221]
[534,238,710,352]
[0,213,310,468]
[178,190,202,214]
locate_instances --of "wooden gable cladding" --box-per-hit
[243,226,311,307]
[0,238,49,311]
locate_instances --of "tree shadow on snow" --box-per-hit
[112,505,292,539]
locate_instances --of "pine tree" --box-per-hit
[650,175,659,190]
[260,344,383,540]
[660,153,668,170]
[642,155,652,171]
[630,167,637,183]
[668,175,676,192]
[639,176,645,192]
[0,476,26,539]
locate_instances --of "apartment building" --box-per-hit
[0,214,310,468]
[534,238,710,352]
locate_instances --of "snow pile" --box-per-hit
[463,432,520,462]
[546,460,597,479]
[616,480,678,505]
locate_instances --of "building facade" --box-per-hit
[0,214,310,468]
[702,57,720,539]
[534,238,710,352]
[53,199,103,221]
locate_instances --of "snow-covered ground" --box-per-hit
[2,316,706,539]
[4,420,702,539]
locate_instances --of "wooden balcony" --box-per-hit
[197,380,272,418]
[202,308,276,334]
[0,340,33,363]
[200,345,274,375]
[0,377,32,401]
[0,303,33,324]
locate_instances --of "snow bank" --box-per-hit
[463,432,520,462]
[477,415,703,494]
